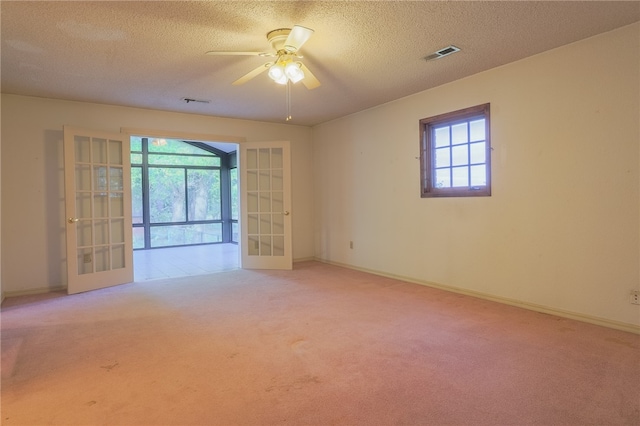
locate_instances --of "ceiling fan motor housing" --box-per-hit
[267,28,292,52]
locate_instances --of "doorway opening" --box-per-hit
[130,136,239,281]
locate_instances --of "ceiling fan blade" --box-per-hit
[299,63,320,89]
[232,62,272,86]
[284,25,314,53]
[206,51,273,57]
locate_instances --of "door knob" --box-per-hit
[284,211,290,216]
[68,217,79,224]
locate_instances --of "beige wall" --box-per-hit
[1,96,314,294]
[313,23,640,329]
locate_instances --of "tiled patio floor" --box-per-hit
[133,243,239,281]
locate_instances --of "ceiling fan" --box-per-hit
[206,25,321,89]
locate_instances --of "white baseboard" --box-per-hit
[315,258,640,335]
[3,286,67,299]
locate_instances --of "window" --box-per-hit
[131,137,237,249]
[420,103,491,197]
[229,152,239,243]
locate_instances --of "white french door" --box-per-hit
[239,141,292,270]
[63,126,133,294]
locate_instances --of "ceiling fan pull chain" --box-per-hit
[286,80,292,121]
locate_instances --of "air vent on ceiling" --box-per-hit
[182,98,210,104]
[424,45,460,62]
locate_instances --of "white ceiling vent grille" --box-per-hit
[424,45,460,61]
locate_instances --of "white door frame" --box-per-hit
[122,128,248,268]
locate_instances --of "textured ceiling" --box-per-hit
[2,1,639,126]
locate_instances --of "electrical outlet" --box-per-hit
[631,290,640,305]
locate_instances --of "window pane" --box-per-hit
[259,170,270,191]
[94,166,107,190]
[470,165,487,186]
[94,246,109,272]
[76,193,92,219]
[248,235,259,256]
[110,192,124,217]
[150,224,222,247]
[232,222,239,243]
[133,227,145,249]
[470,142,486,164]
[109,140,123,165]
[452,166,469,187]
[246,149,258,169]
[148,154,220,167]
[149,168,186,223]
[260,236,272,256]
[112,245,125,269]
[93,138,107,163]
[271,148,283,168]
[131,153,142,164]
[132,167,143,224]
[247,170,258,192]
[272,213,284,235]
[259,148,270,169]
[111,219,124,244]
[273,236,284,256]
[109,167,123,190]
[435,169,451,188]
[187,169,221,220]
[272,191,283,213]
[75,136,91,163]
[148,139,216,155]
[260,214,272,234]
[272,169,283,191]
[451,123,468,144]
[93,219,109,245]
[76,165,91,190]
[451,145,468,166]
[470,119,485,142]
[435,147,450,168]
[247,192,258,213]
[230,168,238,220]
[77,220,92,246]
[248,214,258,234]
[77,248,92,275]
[130,136,142,152]
[94,193,108,217]
[434,127,450,147]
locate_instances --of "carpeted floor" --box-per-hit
[1,261,639,425]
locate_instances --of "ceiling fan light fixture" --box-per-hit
[285,62,305,83]
[274,74,288,85]
[268,63,285,81]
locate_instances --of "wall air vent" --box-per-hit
[182,98,210,104]
[424,45,460,62]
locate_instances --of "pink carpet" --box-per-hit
[1,261,639,425]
